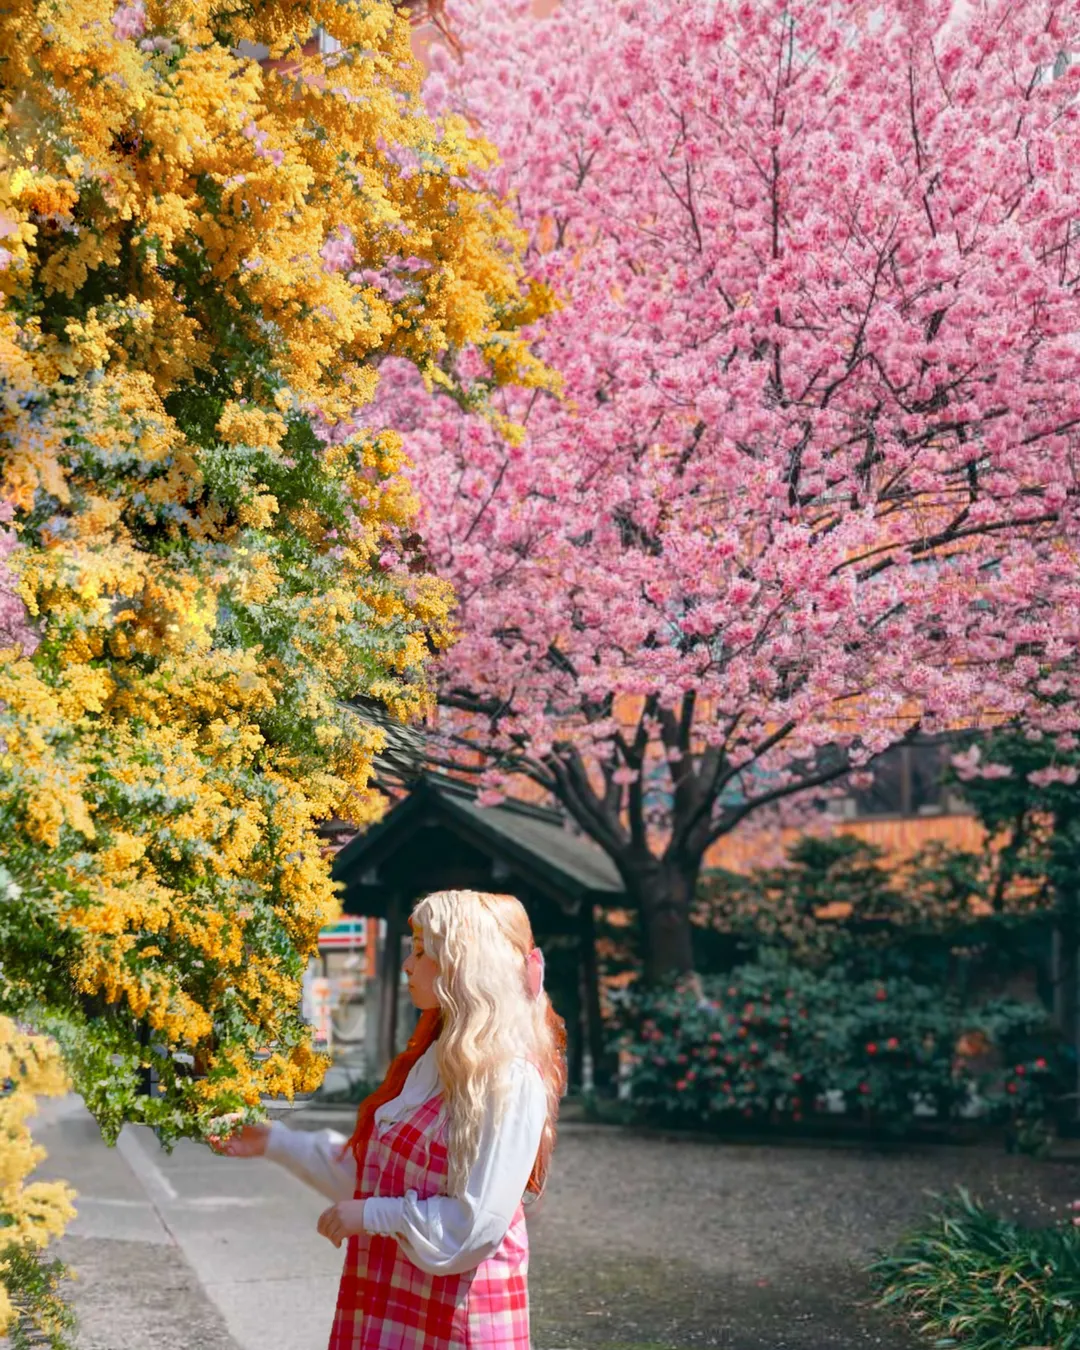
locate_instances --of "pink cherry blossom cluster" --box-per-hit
[1027,764,1080,788]
[349,255,429,301]
[241,120,284,168]
[0,501,38,657]
[139,35,180,57]
[0,208,14,272]
[320,221,431,299]
[111,0,146,41]
[375,135,423,181]
[950,747,1014,781]
[321,225,356,274]
[370,0,1080,868]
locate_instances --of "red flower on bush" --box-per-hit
[875,988,887,1001]
[676,1079,688,1091]
[859,1082,871,1094]
[1034,1057,1047,1070]
[1015,1064,1026,1076]
[1007,1081,1018,1094]
[866,1042,878,1055]
[886,1037,899,1051]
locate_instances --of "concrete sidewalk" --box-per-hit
[29,1095,341,1350]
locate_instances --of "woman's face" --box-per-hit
[403,926,440,1010]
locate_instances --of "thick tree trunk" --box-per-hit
[1051,811,1080,1129]
[622,856,699,984]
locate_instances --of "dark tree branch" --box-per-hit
[548,743,630,857]
[705,758,852,847]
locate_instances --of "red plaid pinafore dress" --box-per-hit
[328,1090,531,1350]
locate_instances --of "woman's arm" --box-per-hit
[264,1122,358,1203]
[362,1059,546,1276]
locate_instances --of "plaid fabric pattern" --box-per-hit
[329,1091,531,1350]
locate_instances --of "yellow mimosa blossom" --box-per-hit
[0,1020,77,1340]
[0,0,536,1148]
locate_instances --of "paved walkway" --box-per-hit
[20,1095,1080,1350]
[526,1123,1078,1349]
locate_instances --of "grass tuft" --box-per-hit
[867,1186,1080,1349]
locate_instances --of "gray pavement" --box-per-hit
[17,1094,1080,1350]
[26,1094,341,1350]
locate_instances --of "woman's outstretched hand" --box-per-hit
[207,1116,271,1158]
[317,1200,371,1250]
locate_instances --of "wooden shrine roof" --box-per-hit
[331,773,625,914]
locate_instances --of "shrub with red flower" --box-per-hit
[611,961,1070,1139]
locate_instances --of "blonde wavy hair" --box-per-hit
[410,889,567,1198]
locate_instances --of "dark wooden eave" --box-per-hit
[330,773,625,916]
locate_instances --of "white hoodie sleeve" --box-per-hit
[361,1059,547,1277]
[264,1122,358,1204]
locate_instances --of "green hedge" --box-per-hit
[609,955,1072,1140]
[867,1187,1080,1349]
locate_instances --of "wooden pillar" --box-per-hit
[375,892,406,1078]
[1051,814,1080,1130]
[578,899,609,1093]
[1052,918,1080,1127]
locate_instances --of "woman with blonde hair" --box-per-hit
[210,889,567,1350]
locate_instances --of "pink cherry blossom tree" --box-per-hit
[0,502,36,657]
[370,0,1080,981]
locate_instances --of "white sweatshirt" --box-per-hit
[265,1043,546,1276]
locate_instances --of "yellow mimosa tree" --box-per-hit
[0,0,542,1143]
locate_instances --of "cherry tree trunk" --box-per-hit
[621,857,699,985]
